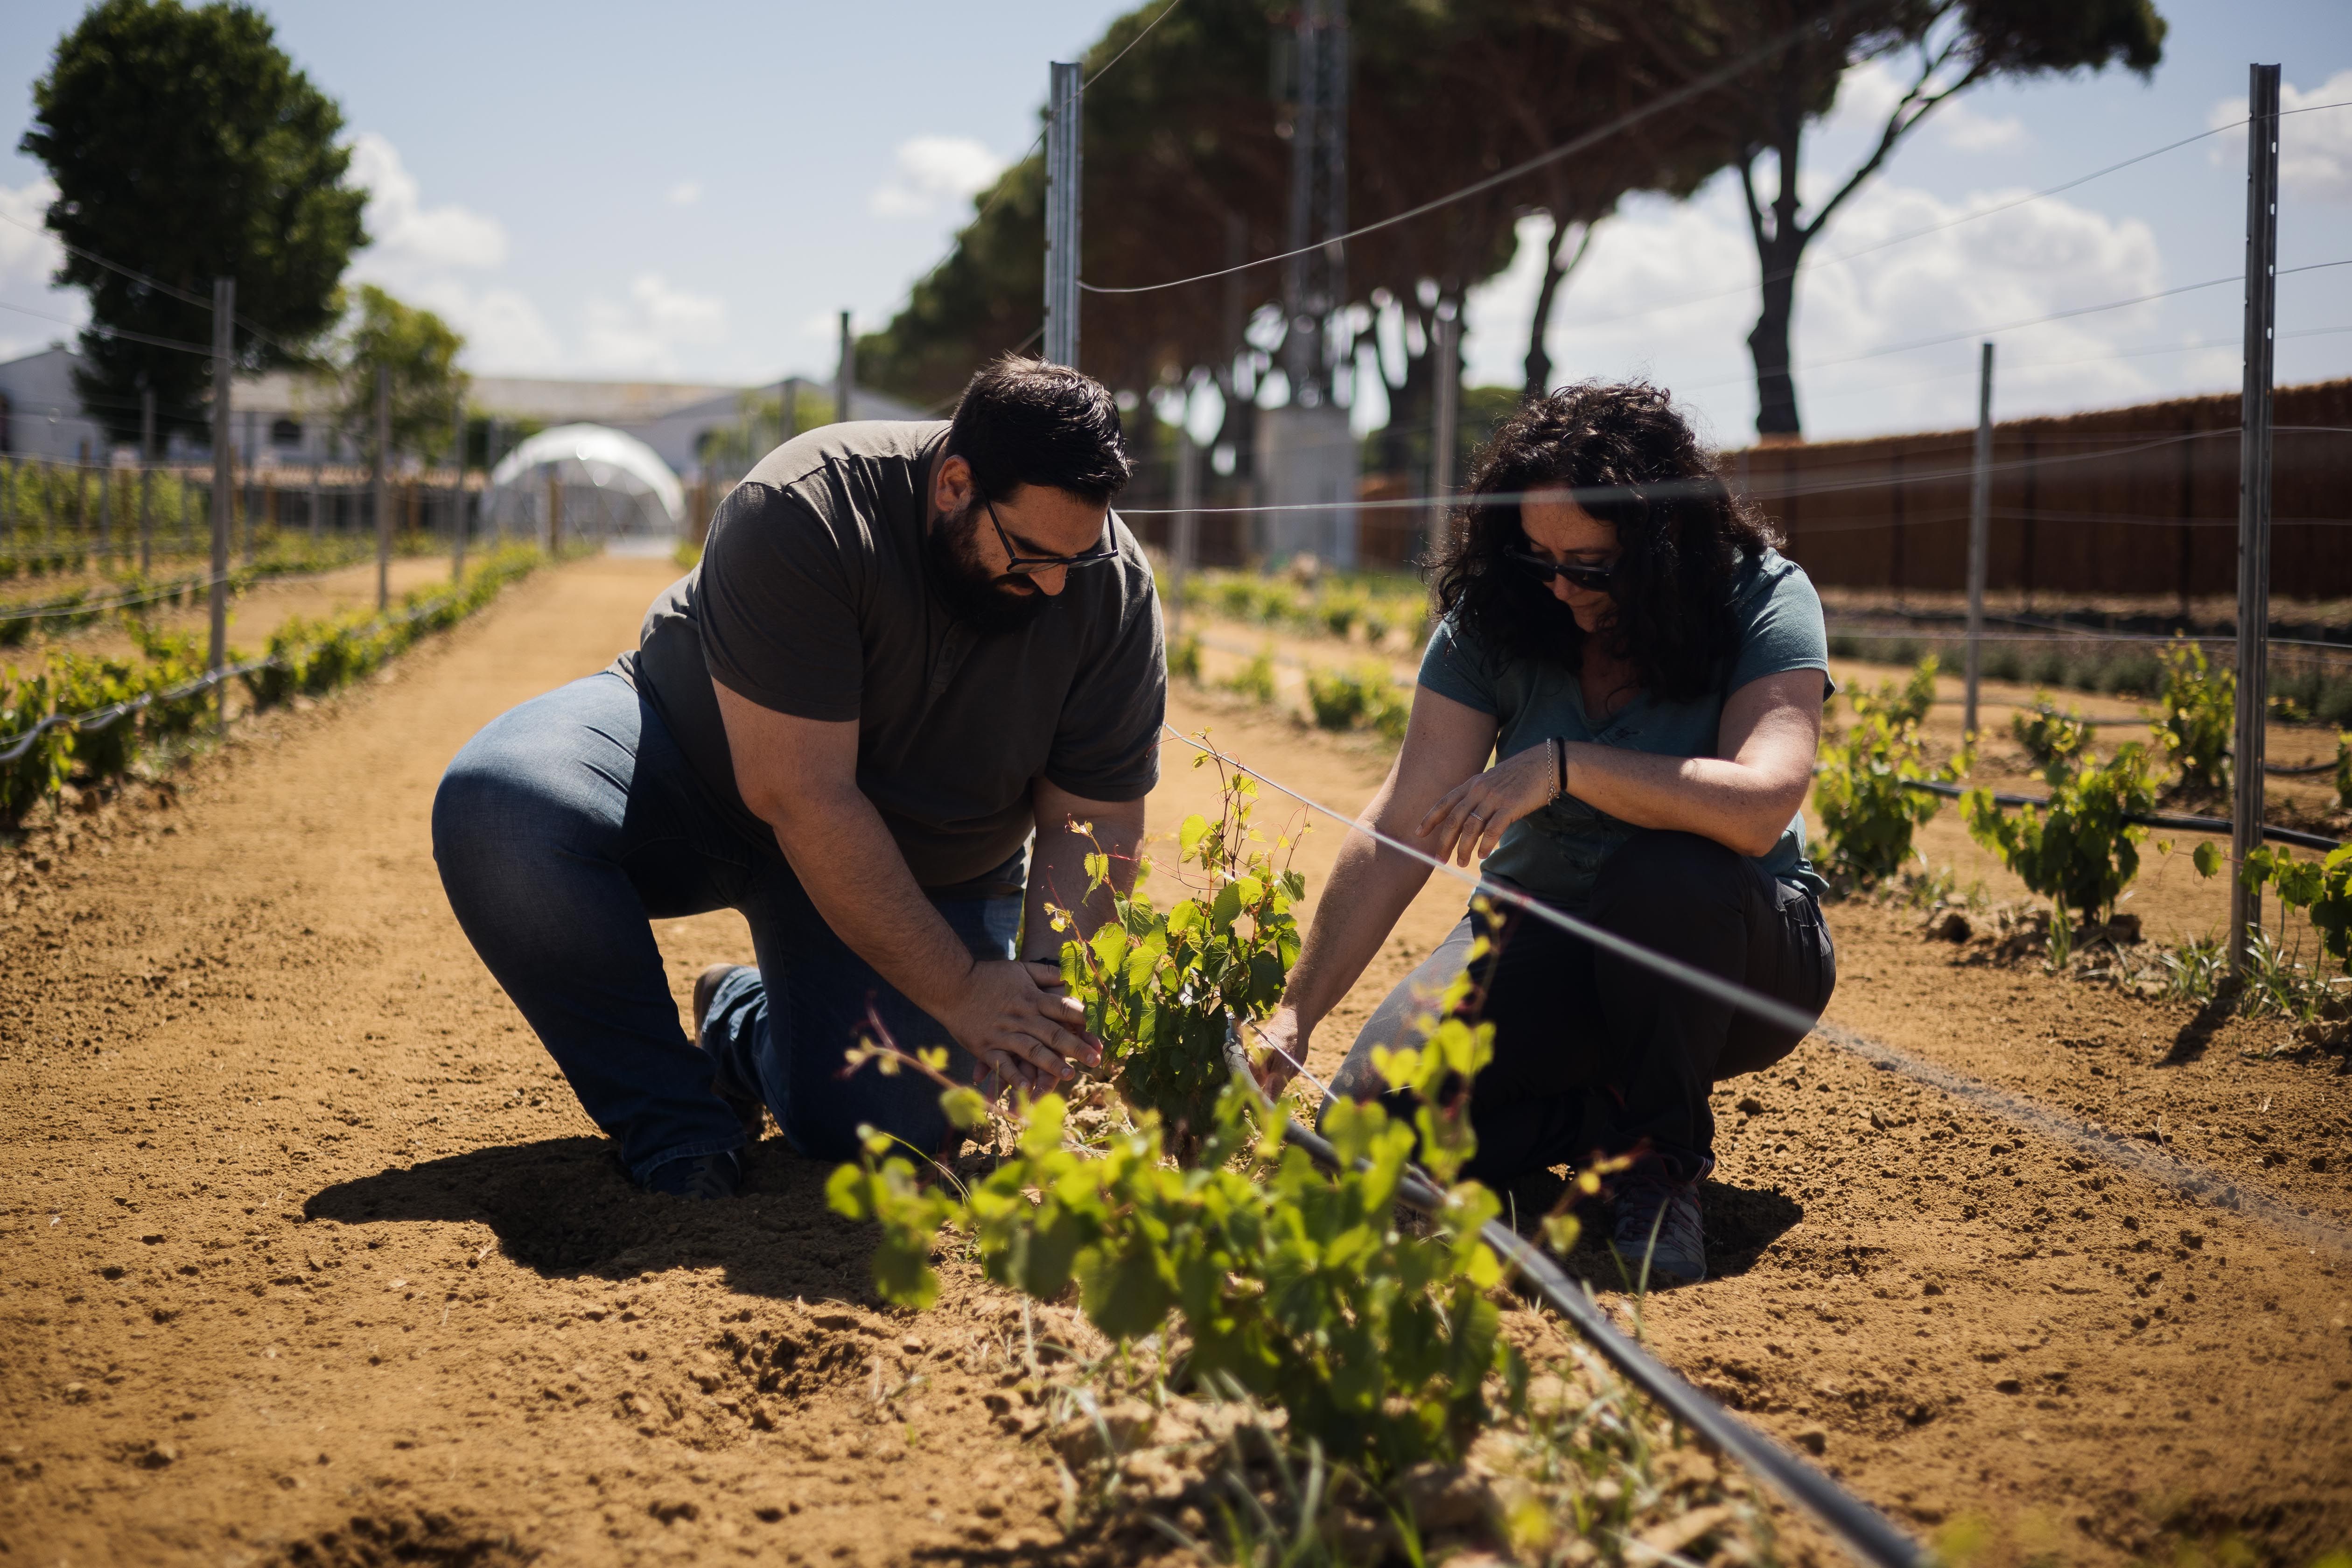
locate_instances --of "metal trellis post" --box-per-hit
[375,366,392,612]
[2231,63,2282,973]
[836,312,855,426]
[139,385,155,574]
[208,278,235,704]
[1172,421,1199,644]
[1043,60,1083,368]
[1964,341,1993,740]
[450,400,467,582]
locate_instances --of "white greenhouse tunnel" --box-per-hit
[482,424,685,542]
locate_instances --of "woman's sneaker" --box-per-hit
[693,962,766,1140]
[1610,1173,1707,1287]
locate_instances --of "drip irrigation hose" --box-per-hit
[1898,777,2341,853]
[1218,1026,1929,1568]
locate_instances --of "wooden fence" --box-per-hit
[1731,378,2352,603]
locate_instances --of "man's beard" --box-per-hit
[925,502,1052,635]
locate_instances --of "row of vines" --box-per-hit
[1176,574,2342,1021]
[831,770,1770,1564]
[0,543,544,831]
[0,536,380,648]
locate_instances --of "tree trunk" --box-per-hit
[1746,232,1804,440]
[1523,219,1594,402]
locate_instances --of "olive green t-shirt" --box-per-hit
[614,420,1166,890]
[1416,546,1831,911]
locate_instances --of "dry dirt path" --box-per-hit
[1,555,2346,1567]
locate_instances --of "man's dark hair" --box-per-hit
[945,356,1131,506]
[1429,381,1779,702]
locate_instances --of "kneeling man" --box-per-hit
[432,357,1160,1197]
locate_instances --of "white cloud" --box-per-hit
[869,135,1006,220]
[0,176,87,361]
[1828,59,1907,132]
[2211,70,2342,204]
[349,132,507,274]
[2211,70,2352,204]
[1937,101,2029,154]
[1467,172,2172,440]
[0,177,63,288]
[578,273,728,375]
[668,181,702,208]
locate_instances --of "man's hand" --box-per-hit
[946,959,1103,1096]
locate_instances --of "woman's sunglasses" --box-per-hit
[1507,548,1615,592]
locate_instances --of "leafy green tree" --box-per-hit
[21,0,369,448]
[1614,0,2164,439]
[857,0,1730,439]
[336,286,466,464]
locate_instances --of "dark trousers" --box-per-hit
[1325,830,1835,1185]
[430,672,1015,1183]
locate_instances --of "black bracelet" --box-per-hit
[1551,735,1566,802]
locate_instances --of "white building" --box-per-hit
[0,346,110,462]
[0,347,920,473]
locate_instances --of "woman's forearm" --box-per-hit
[1563,744,1801,857]
[1282,801,1437,1029]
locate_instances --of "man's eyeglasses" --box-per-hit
[986,497,1120,575]
[1507,547,1615,592]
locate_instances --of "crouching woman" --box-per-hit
[1253,382,1836,1285]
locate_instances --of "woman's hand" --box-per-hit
[1245,1006,1310,1097]
[1419,743,1555,866]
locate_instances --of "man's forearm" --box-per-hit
[766,786,979,1023]
[1024,798,1145,962]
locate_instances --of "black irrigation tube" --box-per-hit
[1345,1129,1927,1568]
[1230,1050,1929,1568]
[1899,777,2342,853]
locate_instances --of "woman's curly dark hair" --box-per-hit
[1429,381,1778,702]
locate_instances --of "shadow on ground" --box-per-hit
[303,1135,877,1302]
[1498,1170,1804,1290]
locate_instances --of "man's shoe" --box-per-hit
[693,962,765,1140]
[643,1149,742,1200]
[1610,1173,1708,1288]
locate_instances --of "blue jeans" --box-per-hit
[431,672,1017,1183]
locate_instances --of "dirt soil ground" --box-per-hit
[3,555,2348,1567]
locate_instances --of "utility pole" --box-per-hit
[1282,0,1348,408]
[835,311,855,426]
[1043,59,1083,368]
[374,365,392,612]
[208,278,234,687]
[1428,305,1460,561]
[2231,62,2281,974]
[1963,341,1994,741]
[450,399,467,581]
[138,384,155,574]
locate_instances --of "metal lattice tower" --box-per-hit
[1283,0,1348,406]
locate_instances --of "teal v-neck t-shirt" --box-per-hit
[1416,546,1832,912]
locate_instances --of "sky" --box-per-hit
[0,0,2347,446]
